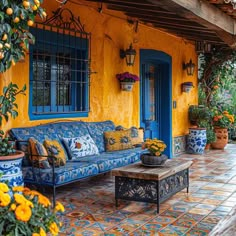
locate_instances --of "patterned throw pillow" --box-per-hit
[28,138,50,168]
[43,140,66,167]
[130,127,144,146]
[104,129,133,151]
[62,134,99,160]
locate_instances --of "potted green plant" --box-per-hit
[0,82,26,186]
[205,128,216,150]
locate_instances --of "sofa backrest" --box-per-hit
[9,120,115,154]
[86,121,115,153]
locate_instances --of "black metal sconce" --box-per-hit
[120,44,136,66]
[183,59,195,76]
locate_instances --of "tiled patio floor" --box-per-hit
[55,144,236,235]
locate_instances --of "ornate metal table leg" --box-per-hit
[157,181,160,214]
[115,199,118,207]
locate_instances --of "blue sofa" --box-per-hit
[9,120,146,205]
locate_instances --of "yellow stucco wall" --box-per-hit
[0,0,198,137]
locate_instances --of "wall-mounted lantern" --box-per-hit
[183,59,195,76]
[181,82,194,93]
[120,44,136,66]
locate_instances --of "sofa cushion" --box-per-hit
[44,140,67,167]
[62,134,99,160]
[78,147,145,172]
[130,127,144,146]
[28,138,50,169]
[22,162,99,185]
[86,120,115,153]
[104,129,133,151]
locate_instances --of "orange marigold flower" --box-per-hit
[223,111,229,114]
[213,116,219,121]
[10,203,16,211]
[15,204,32,222]
[0,191,11,207]
[54,201,65,212]
[14,193,27,204]
[49,222,59,235]
[213,85,219,89]
[39,227,46,236]
[38,195,51,207]
[12,186,25,192]
[0,183,9,193]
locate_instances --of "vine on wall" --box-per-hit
[198,47,236,108]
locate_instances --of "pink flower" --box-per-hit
[116,72,140,82]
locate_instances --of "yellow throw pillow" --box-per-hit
[104,129,133,151]
[130,128,144,146]
[43,140,66,167]
[28,138,50,168]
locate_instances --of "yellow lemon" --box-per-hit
[13,17,20,23]
[0,52,5,60]
[5,43,11,49]
[34,0,40,7]
[6,8,13,15]
[23,1,30,8]
[27,20,34,26]
[42,11,47,18]
[2,34,7,41]
[32,5,38,11]
[0,43,3,49]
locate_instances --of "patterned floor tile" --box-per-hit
[49,145,236,235]
[158,225,189,235]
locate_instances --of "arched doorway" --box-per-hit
[140,49,172,157]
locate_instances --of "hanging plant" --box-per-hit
[0,0,46,73]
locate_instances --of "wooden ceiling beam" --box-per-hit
[146,0,236,47]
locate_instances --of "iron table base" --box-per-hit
[115,169,189,213]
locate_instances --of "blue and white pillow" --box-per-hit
[62,134,99,159]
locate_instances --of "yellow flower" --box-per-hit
[155,151,161,156]
[0,191,11,207]
[39,227,46,236]
[10,203,16,211]
[49,222,59,235]
[25,199,34,208]
[32,228,46,236]
[55,201,65,212]
[12,186,25,192]
[38,194,51,207]
[14,193,28,204]
[0,183,9,193]
[15,204,32,222]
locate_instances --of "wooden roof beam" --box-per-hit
[147,0,236,47]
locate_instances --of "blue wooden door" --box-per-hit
[141,62,160,139]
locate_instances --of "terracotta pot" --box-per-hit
[0,151,24,186]
[205,143,211,150]
[211,128,228,149]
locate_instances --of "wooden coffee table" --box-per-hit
[111,159,193,213]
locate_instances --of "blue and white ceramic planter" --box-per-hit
[0,151,24,186]
[187,128,207,154]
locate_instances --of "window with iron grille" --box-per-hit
[29,10,91,120]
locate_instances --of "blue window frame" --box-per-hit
[29,28,90,120]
